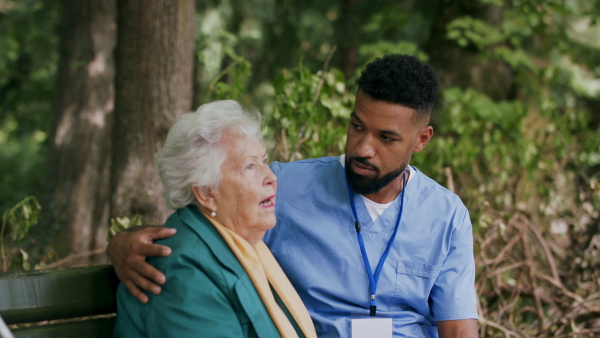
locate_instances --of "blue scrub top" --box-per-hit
[264,156,478,337]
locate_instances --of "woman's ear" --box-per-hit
[192,186,216,211]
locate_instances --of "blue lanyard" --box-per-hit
[346,171,407,317]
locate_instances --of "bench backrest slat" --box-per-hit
[0,265,119,325]
[12,318,115,338]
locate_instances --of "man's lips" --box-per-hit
[351,159,377,175]
[259,195,275,207]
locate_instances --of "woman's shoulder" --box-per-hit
[155,208,200,245]
[156,206,220,247]
[151,206,247,279]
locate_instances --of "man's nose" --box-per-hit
[356,133,376,158]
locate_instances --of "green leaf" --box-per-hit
[273,73,286,96]
[107,215,145,242]
[19,248,30,270]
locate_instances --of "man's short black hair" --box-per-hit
[356,54,438,122]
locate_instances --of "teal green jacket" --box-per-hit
[114,205,295,337]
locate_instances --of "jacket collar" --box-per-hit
[176,205,282,337]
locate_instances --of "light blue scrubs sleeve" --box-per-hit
[430,206,479,321]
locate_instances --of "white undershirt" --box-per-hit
[340,154,415,221]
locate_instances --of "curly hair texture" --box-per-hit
[155,100,262,210]
[357,54,438,122]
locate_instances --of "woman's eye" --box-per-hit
[246,163,255,170]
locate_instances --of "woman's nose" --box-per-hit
[263,164,277,186]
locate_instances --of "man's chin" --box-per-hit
[347,175,378,194]
[346,164,406,195]
[351,171,376,181]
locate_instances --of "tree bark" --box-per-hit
[111,0,195,224]
[338,0,358,80]
[44,0,116,261]
[424,0,515,101]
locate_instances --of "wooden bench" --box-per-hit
[0,265,119,338]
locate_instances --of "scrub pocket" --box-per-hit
[392,261,442,311]
[397,261,441,278]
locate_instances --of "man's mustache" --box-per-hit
[348,157,380,172]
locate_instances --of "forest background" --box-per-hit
[1,0,599,336]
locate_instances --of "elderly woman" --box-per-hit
[114,100,316,338]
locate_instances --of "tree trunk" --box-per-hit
[338,0,358,80]
[424,0,515,101]
[111,0,195,224]
[45,0,116,261]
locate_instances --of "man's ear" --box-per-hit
[192,186,216,211]
[413,125,433,153]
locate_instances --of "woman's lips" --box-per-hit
[259,195,276,207]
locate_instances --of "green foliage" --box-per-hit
[0,0,58,216]
[0,0,58,133]
[1,196,40,243]
[408,86,599,336]
[414,87,529,202]
[0,117,46,214]
[358,41,428,63]
[195,2,253,103]
[266,59,352,162]
[203,51,252,102]
[476,0,503,5]
[447,17,504,49]
[353,41,430,84]
[1,196,41,271]
[421,1,600,335]
[107,215,144,242]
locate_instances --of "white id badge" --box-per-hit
[351,317,393,338]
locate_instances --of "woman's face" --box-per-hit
[211,132,277,244]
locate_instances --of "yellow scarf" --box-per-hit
[204,212,317,338]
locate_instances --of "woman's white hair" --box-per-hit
[156,100,262,210]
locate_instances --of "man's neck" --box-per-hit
[363,170,410,204]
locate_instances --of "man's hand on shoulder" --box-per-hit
[106,226,176,303]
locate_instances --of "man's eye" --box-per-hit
[382,135,396,141]
[351,122,362,130]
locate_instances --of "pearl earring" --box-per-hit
[210,211,216,217]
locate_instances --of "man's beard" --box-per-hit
[345,156,407,195]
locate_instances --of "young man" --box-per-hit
[108,54,479,337]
